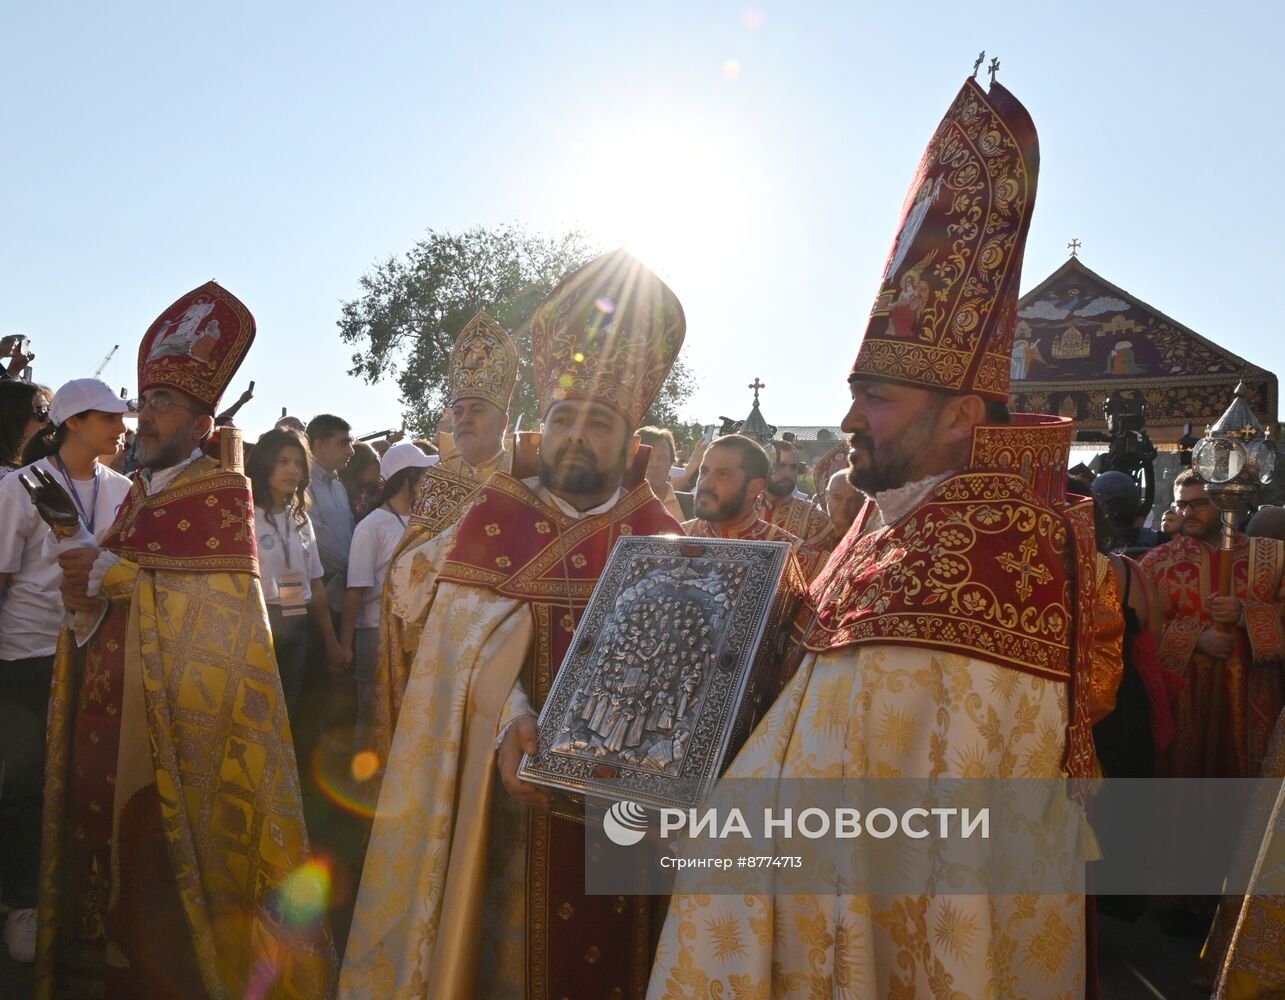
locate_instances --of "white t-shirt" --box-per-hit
[346,506,407,629]
[0,458,132,660]
[254,507,324,604]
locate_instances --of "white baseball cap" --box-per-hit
[379,442,436,481]
[49,378,135,427]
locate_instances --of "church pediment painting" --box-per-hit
[1010,259,1248,381]
[1009,257,1276,435]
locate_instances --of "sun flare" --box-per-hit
[558,116,762,292]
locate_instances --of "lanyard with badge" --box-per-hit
[268,510,309,617]
[53,455,100,535]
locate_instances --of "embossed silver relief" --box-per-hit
[520,536,799,813]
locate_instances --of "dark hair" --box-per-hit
[767,439,799,464]
[306,413,351,447]
[637,426,677,466]
[340,441,380,498]
[380,465,425,505]
[20,422,69,465]
[0,380,47,468]
[1173,468,1204,490]
[412,438,438,457]
[709,434,771,483]
[984,400,1012,424]
[247,429,312,524]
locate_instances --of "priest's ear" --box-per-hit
[936,393,988,447]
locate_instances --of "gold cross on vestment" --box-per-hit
[749,378,766,405]
[995,536,1054,602]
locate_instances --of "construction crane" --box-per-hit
[94,344,119,378]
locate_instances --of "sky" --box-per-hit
[3,1,1282,439]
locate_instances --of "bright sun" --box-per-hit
[557,115,762,292]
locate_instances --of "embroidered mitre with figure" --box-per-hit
[851,78,1039,401]
[137,281,255,411]
[448,309,518,411]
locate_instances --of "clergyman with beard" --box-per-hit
[754,438,836,551]
[682,433,826,579]
[1139,469,1285,779]
[41,283,332,997]
[340,250,686,1000]
[648,74,1101,998]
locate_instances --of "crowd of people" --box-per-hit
[1,74,1284,1000]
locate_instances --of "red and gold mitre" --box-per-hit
[850,78,1039,402]
[137,281,255,410]
[531,249,685,427]
[449,310,517,411]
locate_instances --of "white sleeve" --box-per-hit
[87,550,120,597]
[347,521,378,589]
[0,476,35,572]
[302,516,325,581]
[493,680,537,749]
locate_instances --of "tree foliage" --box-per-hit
[338,225,695,435]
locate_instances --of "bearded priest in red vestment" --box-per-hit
[649,75,1105,1000]
[38,284,332,999]
[1139,469,1285,780]
[339,250,686,1000]
[683,433,825,580]
[755,437,837,551]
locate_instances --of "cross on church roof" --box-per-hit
[988,56,1000,85]
[748,377,766,406]
[1068,238,1082,258]
[972,51,986,78]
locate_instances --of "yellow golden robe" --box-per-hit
[368,449,508,762]
[648,646,1085,1000]
[35,457,332,1000]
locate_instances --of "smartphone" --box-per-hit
[702,424,716,444]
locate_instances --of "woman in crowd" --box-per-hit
[247,429,349,727]
[340,439,382,523]
[637,425,688,522]
[0,379,52,479]
[0,378,133,963]
[340,442,434,752]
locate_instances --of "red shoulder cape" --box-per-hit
[101,456,258,575]
[804,471,1099,779]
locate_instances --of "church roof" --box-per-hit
[777,425,843,442]
[1009,257,1277,438]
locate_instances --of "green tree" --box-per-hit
[338,225,695,435]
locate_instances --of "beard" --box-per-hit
[695,481,751,524]
[136,429,193,471]
[538,441,623,497]
[765,477,795,498]
[846,425,939,496]
[846,396,947,495]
